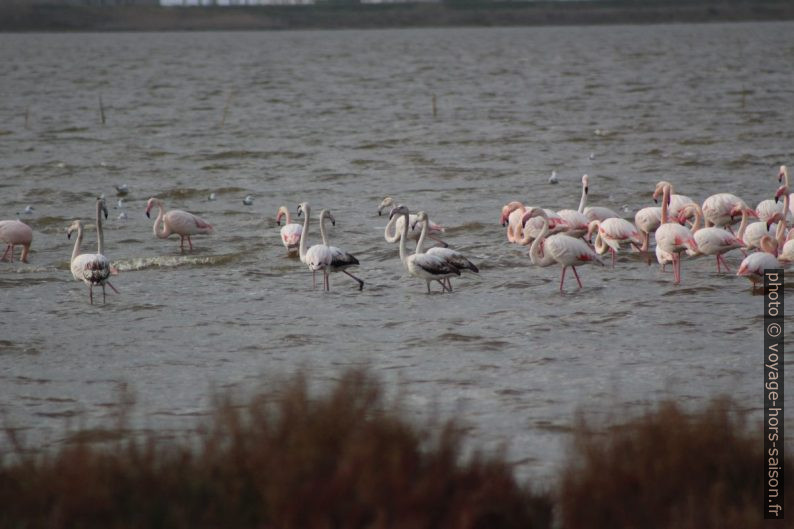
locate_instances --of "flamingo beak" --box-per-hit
[67,231,71,240]
[584,186,588,194]
[145,210,150,218]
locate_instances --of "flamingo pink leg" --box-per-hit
[719,254,732,272]
[611,248,616,268]
[715,255,721,273]
[187,236,194,250]
[107,281,120,294]
[559,266,567,292]
[1,244,11,262]
[572,266,583,288]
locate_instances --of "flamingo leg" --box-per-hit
[342,270,364,290]
[559,266,567,292]
[719,255,732,272]
[107,281,120,294]
[611,248,616,268]
[426,281,432,294]
[572,266,583,289]
[1,244,11,262]
[716,255,721,273]
[179,236,185,250]
[673,254,681,284]
[436,279,451,293]
[324,271,329,291]
[89,284,94,305]
[8,245,14,262]
[187,236,194,250]
[102,284,106,304]
[312,270,316,289]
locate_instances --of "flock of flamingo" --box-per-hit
[0,166,792,302]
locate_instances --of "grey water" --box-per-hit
[1,22,792,482]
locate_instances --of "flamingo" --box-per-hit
[772,184,791,264]
[652,180,696,219]
[390,205,460,293]
[0,219,33,263]
[556,175,590,238]
[677,203,746,273]
[586,218,642,267]
[654,182,698,285]
[412,211,478,291]
[378,197,446,245]
[66,198,119,304]
[777,165,794,220]
[523,207,604,292]
[518,209,568,246]
[276,205,302,256]
[737,235,781,288]
[145,198,213,250]
[500,201,527,243]
[578,174,620,222]
[297,203,363,291]
[777,229,794,266]
[701,192,754,229]
[634,206,662,254]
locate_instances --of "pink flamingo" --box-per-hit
[586,218,642,267]
[379,197,446,245]
[737,235,781,288]
[634,206,662,257]
[652,180,695,219]
[390,205,460,293]
[0,219,33,263]
[524,207,605,292]
[677,203,746,273]
[67,198,119,304]
[500,201,527,243]
[654,182,698,284]
[145,198,213,250]
[777,165,794,220]
[276,205,302,256]
[701,191,754,229]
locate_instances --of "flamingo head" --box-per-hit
[653,180,673,204]
[500,201,523,226]
[774,184,789,203]
[66,220,82,240]
[97,197,108,220]
[319,209,335,227]
[520,207,547,226]
[144,197,159,219]
[297,202,310,219]
[389,204,409,220]
[276,206,288,226]
[779,165,788,184]
[410,211,429,231]
[378,197,395,216]
[582,174,589,194]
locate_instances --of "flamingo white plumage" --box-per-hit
[297,203,363,291]
[586,218,642,267]
[0,219,33,263]
[634,206,662,254]
[579,174,620,222]
[276,205,302,256]
[379,197,445,246]
[390,205,460,293]
[500,201,527,243]
[677,203,746,273]
[524,207,604,292]
[701,192,754,229]
[145,197,213,251]
[654,182,698,284]
[412,211,478,291]
[67,197,119,304]
[737,235,781,288]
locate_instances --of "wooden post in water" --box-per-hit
[432,93,437,118]
[99,95,106,125]
[24,105,30,129]
[219,90,235,128]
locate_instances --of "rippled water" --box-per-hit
[1,23,793,481]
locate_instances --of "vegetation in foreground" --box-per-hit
[0,370,789,529]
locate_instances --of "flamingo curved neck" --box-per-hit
[577,184,587,214]
[319,214,329,246]
[96,201,105,255]
[529,215,550,266]
[660,185,671,224]
[281,207,292,225]
[152,202,169,239]
[777,193,790,245]
[736,209,751,241]
[397,212,410,267]
[299,207,311,262]
[71,225,83,264]
[384,214,401,243]
[415,216,429,254]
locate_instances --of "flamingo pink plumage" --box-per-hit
[634,206,662,253]
[654,182,698,285]
[524,207,604,292]
[586,218,642,267]
[737,235,780,287]
[276,205,302,256]
[145,197,213,250]
[0,219,33,263]
[677,203,745,273]
[652,180,695,219]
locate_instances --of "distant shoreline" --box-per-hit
[1,1,793,32]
